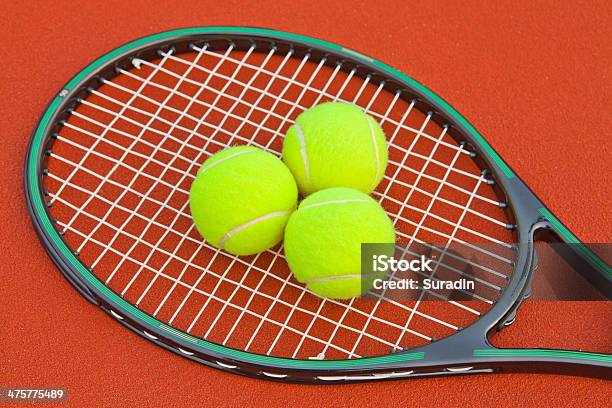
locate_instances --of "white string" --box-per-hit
[51,197,442,337]
[161,47,283,320]
[66,49,191,263]
[52,113,504,358]
[53,219,358,356]
[121,45,257,299]
[100,45,237,284]
[84,74,503,211]
[51,53,172,206]
[348,125,467,355]
[218,58,335,347]
[263,56,328,149]
[177,52,300,328]
[249,52,313,144]
[78,92,503,216]
[51,190,458,342]
[188,52,316,340]
[49,153,509,282]
[232,59,394,354]
[177,48,475,158]
[394,174,486,349]
[177,50,303,329]
[51,207,436,355]
[58,125,510,270]
[70,82,508,242]
[45,44,515,360]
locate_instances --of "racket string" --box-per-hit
[359,130,480,353]
[49,133,510,281]
[45,43,515,359]
[139,48,476,163]
[52,217,411,358]
[49,193,448,350]
[55,119,508,255]
[99,69,501,208]
[75,67,508,231]
[395,175,487,349]
[52,50,176,220]
[115,45,265,299]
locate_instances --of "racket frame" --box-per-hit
[24,26,611,382]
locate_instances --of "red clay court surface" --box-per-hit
[1,1,610,407]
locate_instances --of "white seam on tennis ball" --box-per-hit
[304,272,381,284]
[294,122,311,186]
[300,198,370,210]
[366,116,381,192]
[199,148,256,175]
[219,209,292,249]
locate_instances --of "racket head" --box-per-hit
[24,27,607,382]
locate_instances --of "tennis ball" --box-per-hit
[282,102,388,196]
[284,187,395,299]
[190,146,298,256]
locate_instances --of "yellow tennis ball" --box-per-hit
[284,187,395,299]
[190,146,298,256]
[282,102,388,196]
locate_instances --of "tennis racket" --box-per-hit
[24,27,611,382]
